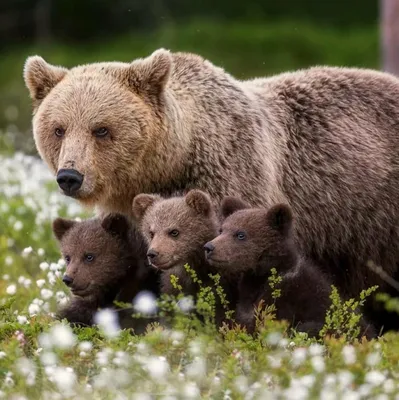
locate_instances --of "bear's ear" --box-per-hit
[221,197,248,219]
[265,204,293,235]
[185,190,212,216]
[127,48,172,97]
[23,56,68,105]
[52,218,76,241]
[132,194,159,221]
[101,213,130,239]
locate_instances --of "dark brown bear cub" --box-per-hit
[132,189,235,326]
[52,214,160,330]
[204,197,376,339]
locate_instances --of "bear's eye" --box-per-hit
[55,128,65,138]
[149,231,154,240]
[93,127,109,137]
[236,232,246,240]
[65,255,71,264]
[169,229,179,238]
[85,254,95,262]
[219,228,223,235]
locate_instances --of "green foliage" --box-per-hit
[319,285,378,342]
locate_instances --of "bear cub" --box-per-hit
[204,197,376,339]
[133,189,235,326]
[53,213,160,330]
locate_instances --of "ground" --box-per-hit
[1,152,399,399]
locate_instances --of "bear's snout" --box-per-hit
[204,242,215,258]
[147,248,159,262]
[57,169,84,196]
[62,274,74,287]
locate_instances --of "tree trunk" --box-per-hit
[381,0,399,76]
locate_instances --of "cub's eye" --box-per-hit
[85,254,95,262]
[149,231,154,240]
[55,128,65,137]
[218,228,223,235]
[236,232,246,240]
[65,255,71,264]
[93,127,109,137]
[169,229,179,238]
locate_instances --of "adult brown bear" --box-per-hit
[23,49,399,332]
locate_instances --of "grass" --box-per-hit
[1,150,399,399]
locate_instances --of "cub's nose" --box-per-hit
[57,169,83,195]
[62,275,74,287]
[147,249,159,261]
[204,242,215,257]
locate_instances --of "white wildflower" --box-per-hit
[309,343,324,356]
[5,256,13,265]
[366,351,381,367]
[133,290,158,315]
[4,372,14,387]
[338,371,354,389]
[6,284,16,295]
[365,371,385,386]
[16,357,36,386]
[234,375,248,393]
[17,316,28,325]
[94,308,121,339]
[23,278,31,288]
[146,356,170,380]
[79,341,93,352]
[52,366,76,394]
[41,288,53,300]
[177,296,195,313]
[49,324,77,349]
[0,352,6,359]
[383,379,395,393]
[3,274,9,280]
[47,271,56,285]
[13,221,23,231]
[311,356,325,373]
[342,345,356,365]
[189,339,203,356]
[185,357,207,381]
[28,303,40,316]
[183,382,200,398]
[37,248,45,256]
[39,262,49,271]
[292,347,307,367]
[40,352,58,366]
[36,279,45,288]
[22,246,33,256]
[266,331,282,346]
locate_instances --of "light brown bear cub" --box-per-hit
[132,189,235,326]
[53,214,160,329]
[204,197,377,339]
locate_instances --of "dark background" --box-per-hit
[0,0,388,153]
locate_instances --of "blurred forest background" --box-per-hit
[0,0,397,154]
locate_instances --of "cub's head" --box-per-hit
[23,49,173,208]
[52,214,133,301]
[132,190,218,270]
[204,197,297,275]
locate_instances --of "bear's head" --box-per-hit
[204,197,298,276]
[52,213,135,301]
[132,189,218,270]
[23,49,175,210]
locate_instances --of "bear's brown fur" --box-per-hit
[24,49,399,331]
[205,197,376,339]
[53,214,160,330]
[132,189,235,326]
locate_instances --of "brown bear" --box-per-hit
[132,189,236,326]
[23,49,399,332]
[204,197,377,339]
[53,213,160,331]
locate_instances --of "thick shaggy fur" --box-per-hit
[53,214,160,331]
[133,190,235,326]
[205,197,376,339]
[24,49,399,331]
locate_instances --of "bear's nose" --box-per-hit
[62,275,74,287]
[204,242,215,256]
[147,249,159,261]
[57,169,84,195]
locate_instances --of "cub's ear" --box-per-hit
[127,48,172,97]
[185,190,212,216]
[132,194,159,221]
[101,213,130,239]
[265,203,293,235]
[52,218,76,241]
[220,197,248,219]
[23,56,68,105]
